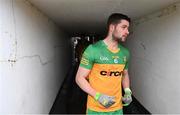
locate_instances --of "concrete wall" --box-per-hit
[127,2,180,114]
[0,0,71,113]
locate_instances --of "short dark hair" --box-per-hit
[107,13,131,27]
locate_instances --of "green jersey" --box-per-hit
[80,40,130,112]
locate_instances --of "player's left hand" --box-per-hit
[122,88,132,106]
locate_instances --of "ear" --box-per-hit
[109,24,115,33]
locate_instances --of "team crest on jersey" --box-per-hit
[112,56,119,64]
[114,58,119,63]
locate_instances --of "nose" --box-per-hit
[126,29,129,35]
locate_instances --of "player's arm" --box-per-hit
[75,66,96,97]
[75,66,115,108]
[122,50,130,90]
[122,69,130,89]
[76,45,96,97]
[122,69,132,106]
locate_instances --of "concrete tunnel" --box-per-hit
[1,0,180,114]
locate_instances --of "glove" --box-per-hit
[122,88,132,106]
[95,92,115,108]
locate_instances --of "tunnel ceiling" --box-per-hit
[30,0,179,36]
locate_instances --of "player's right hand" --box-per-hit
[95,92,115,108]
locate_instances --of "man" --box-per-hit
[75,13,132,114]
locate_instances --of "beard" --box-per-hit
[112,33,125,42]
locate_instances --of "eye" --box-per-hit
[121,26,126,29]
